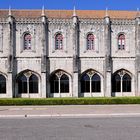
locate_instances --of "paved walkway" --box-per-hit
[0,105,140,118]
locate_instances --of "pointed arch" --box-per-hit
[112,74,121,92]
[50,74,59,93]
[17,74,27,93]
[112,69,131,93]
[60,74,69,93]
[81,69,101,93]
[91,73,101,92]
[81,73,90,93]
[29,74,38,93]
[50,70,70,93]
[122,73,131,92]
[16,70,40,94]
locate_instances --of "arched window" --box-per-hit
[118,34,125,50]
[24,33,32,50]
[29,74,38,93]
[17,72,39,94]
[0,75,6,93]
[123,74,131,92]
[81,71,101,93]
[81,74,90,93]
[60,74,69,93]
[50,74,59,93]
[87,34,94,50]
[55,33,63,50]
[112,70,131,93]
[92,74,101,92]
[50,72,69,93]
[112,74,121,92]
[17,74,27,94]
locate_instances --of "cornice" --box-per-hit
[111,19,135,25]
[80,18,104,24]
[49,18,71,25]
[16,18,41,24]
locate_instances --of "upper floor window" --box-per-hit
[55,33,63,50]
[24,33,32,50]
[87,34,94,50]
[118,34,125,50]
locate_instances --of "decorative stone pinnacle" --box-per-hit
[8,5,11,16]
[73,6,76,17]
[41,5,45,16]
[136,8,140,17]
[105,7,108,17]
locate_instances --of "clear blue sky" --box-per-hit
[0,0,139,11]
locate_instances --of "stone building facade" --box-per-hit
[0,8,139,98]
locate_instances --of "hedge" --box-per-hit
[0,97,140,105]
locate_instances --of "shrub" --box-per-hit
[0,97,140,105]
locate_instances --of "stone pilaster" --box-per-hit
[135,16,140,96]
[72,8,79,97]
[7,11,15,98]
[104,15,112,97]
[40,9,48,98]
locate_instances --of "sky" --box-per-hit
[0,0,139,11]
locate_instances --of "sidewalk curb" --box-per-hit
[1,113,140,118]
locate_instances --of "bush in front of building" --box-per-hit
[0,97,140,105]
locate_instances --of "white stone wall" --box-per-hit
[0,14,138,98]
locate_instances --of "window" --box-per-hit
[123,74,131,92]
[50,72,69,93]
[92,74,101,92]
[55,33,63,50]
[112,74,121,92]
[17,72,39,94]
[29,74,38,93]
[118,34,125,50]
[112,70,131,92]
[50,74,59,93]
[0,75,6,93]
[60,74,69,93]
[81,74,90,93]
[17,74,27,93]
[24,33,32,50]
[81,71,101,93]
[87,34,94,50]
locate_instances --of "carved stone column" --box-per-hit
[72,8,79,97]
[7,10,15,98]
[40,8,48,98]
[135,16,140,96]
[104,15,112,97]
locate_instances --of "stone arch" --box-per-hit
[112,69,132,95]
[50,69,72,79]
[80,69,102,95]
[81,69,103,78]
[49,69,71,97]
[16,69,41,97]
